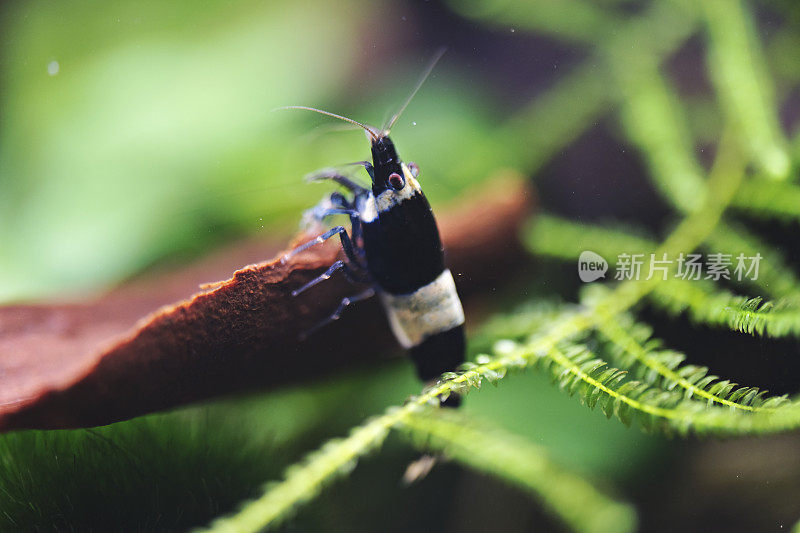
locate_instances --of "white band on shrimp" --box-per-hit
[380,269,465,349]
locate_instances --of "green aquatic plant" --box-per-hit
[2,0,800,531]
[197,1,800,531]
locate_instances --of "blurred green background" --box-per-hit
[2,0,800,531]
[0,0,513,302]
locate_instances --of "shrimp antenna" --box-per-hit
[275,106,379,141]
[382,47,446,134]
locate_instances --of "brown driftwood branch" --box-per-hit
[0,171,533,432]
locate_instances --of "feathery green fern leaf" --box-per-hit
[594,311,781,410]
[199,412,397,533]
[725,297,800,337]
[500,0,698,174]
[525,214,655,262]
[512,340,792,435]
[399,409,637,533]
[649,279,800,338]
[700,0,792,180]
[527,214,800,339]
[731,179,800,223]
[706,221,800,301]
[609,45,706,212]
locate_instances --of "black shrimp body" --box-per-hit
[362,136,444,293]
[360,136,465,407]
[282,50,464,407]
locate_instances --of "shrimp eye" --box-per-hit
[407,161,420,178]
[388,172,405,190]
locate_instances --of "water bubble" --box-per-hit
[494,339,517,355]
[47,61,60,76]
